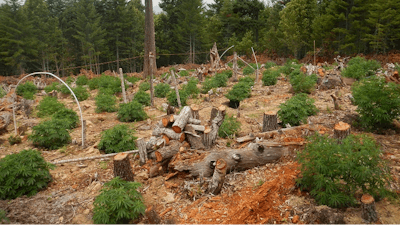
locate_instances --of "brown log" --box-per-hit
[171,143,284,177]
[167,104,175,115]
[262,111,278,132]
[330,94,340,110]
[137,138,147,166]
[207,159,227,195]
[146,136,158,151]
[162,116,172,127]
[184,124,205,133]
[162,135,170,145]
[171,115,201,125]
[154,141,181,162]
[152,127,185,142]
[172,106,192,133]
[113,153,134,181]
[145,206,161,224]
[361,194,378,223]
[191,104,200,120]
[149,163,165,178]
[333,122,351,141]
[204,105,226,149]
[155,138,166,149]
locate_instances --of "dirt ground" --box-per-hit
[1,56,400,224]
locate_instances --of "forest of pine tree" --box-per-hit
[1,0,400,76]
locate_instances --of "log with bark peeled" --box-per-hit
[203,105,226,149]
[152,127,185,142]
[172,106,192,133]
[207,159,227,195]
[361,194,378,223]
[137,138,147,166]
[172,115,201,125]
[171,143,284,177]
[191,104,200,120]
[184,124,205,149]
[154,140,181,162]
[262,111,278,132]
[333,121,350,141]
[113,153,134,181]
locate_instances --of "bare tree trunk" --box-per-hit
[119,68,127,103]
[149,52,155,106]
[233,52,238,82]
[144,0,157,78]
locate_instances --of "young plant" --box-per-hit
[76,75,89,86]
[201,73,228,93]
[0,209,9,223]
[297,134,391,208]
[342,56,381,79]
[88,75,123,94]
[44,82,60,93]
[36,96,66,118]
[95,93,118,113]
[289,69,318,94]
[0,88,5,98]
[118,101,148,122]
[29,119,71,149]
[179,70,189,77]
[72,86,90,101]
[154,83,171,98]
[93,177,145,224]
[262,69,280,86]
[225,81,252,108]
[352,76,400,129]
[218,115,241,138]
[242,63,259,75]
[60,84,71,94]
[124,75,141,84]
[133,90,151,106]
[264,61,277,69]
[0,149,55,200]
[98,124,137,154]
[52,108,79,129]
[181,78,199,98]
[16,81,37,100]
[8,135,21,145]
[278,93,318,127]
[139,82,150,91]
[167,89,188,107]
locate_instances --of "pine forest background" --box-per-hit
[1,0,400,76]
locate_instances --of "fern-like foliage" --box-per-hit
[72,86,90,101]
[154,83,171,98]
[36,96,66,118]
[278,93,318,127]
[201,72,228,93]
[289,69,318,94]
[44,82,60,93]
[29,119,71,149]
[118,101,148,122]
[297,134,391,208]
[52,108,79,129]
[76,75,89,86]
[98,125,137,154]
[181,78,199,98]
[342,56,381,79]
[93,177,145,224]
[167,89,188,107]
[139,82,150,92]
[218,115,241,138]
[88,75,124,94]
[16,81,37,100]
[0,149,55,199]
[95,93,117,113]
[133,91,151,106]
[262,69,280,86]
[8,135,22,145]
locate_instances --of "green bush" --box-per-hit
[44,82,60,93]
[118,101,148,122]
[225,82,252,108]
[297,134,391,208]
[29,119,71,149]
[124,75,141,84]
[179,70,189,77]
[289,69,318,94]
[0,209,9,223]
[243,65,255,75]
[220,70,233,78]
[278,93,318,127]
[95,93,118,113]
[16,81,37,100]
[279,59,301,76]
[133,90,151,106]
[139,82,150,91]
[66,77,75,84]
[0,88,5,98]
[93,177,145,224]
[218,115,241,138]
[8,135,21,145]
[0,149,55,200]
[264,61,277,69]
[88,75,123,94]
[52,108,79,129]
[201,73,228,93]
[167,89,188,107]
[76,75,89,86]
[352,76,400,129]
[181,78,199,98]
[98,124,137,154]
[72,86,90,101]
[262,69,280,86]
[342,56,381,79]
[60,84,71,94]
[98,87,114,95]
[154,83,171,98]
[238,76,255,87]
[36,96,65,118]
[88,77,100,90]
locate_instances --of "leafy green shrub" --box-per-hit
[238,76,255,87]
[278,93,318,127]
[289,69,318,93]
[66,77,74,84]
[29,119,71,149]
[124,75,141,84]
[8,135,21,145]
[16,81,37,100]
[262,69,280,86]
[98,124,137,154]
[36,96,65,118]
[0,149,55,199]
[76,75,89,86]
[342,56,381,79]
[220,70,233,78]
[264,61,277,69]
[167,89,188,107]
[88,77,100,90]
[44,82,60,93]
[297,134,391,208]
[352,76,400,129]
[181,78,199,98]
[72,86,90,101]
[279,59,301,76]
[0,209,9,223]
[139,82,150,91]
[95,93,118,113]
[218,115,241,138]
[0,88,5,98]
[225,82,252,108]
[60,84,71,94]
[201,73,228,93]
[118,101,148,122]
[52,108,79,129]
[179,70,189,77]
[98,87,114,95]
[154,83,171,98]
[88,75,123,93]
[93,177,145,224]
[243,65,255,75]
[133,90,151,106]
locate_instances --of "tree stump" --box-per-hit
[137,138,147,165]
[203,127,212,149]
[262,111,278,132]
[210,107,218,123]
[184,124,205,149]
[113,153,134,181]
[208,159,227,195]
[191,104,200,120]
[333,122,351,141]
[361,194,378,223]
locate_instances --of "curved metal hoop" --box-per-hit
[13,72,85,147]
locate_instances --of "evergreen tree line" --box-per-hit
[1,0,400,76]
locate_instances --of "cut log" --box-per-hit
[113,153,134,181]
[210,107,218,123]
[333,122,350,141]
[170,143,284,177]
[167,104,175,115]
[203,127,212,149]
[162,135,170,145]
[145,206,161,224]
[172,106,192,133]
[204,105,226,149]
[330,94,340,110]
[171,115,201,125]
[262,111,278,132]
[361,194,378,223]
[155,138,166,149]
[162,116,172,127]
[184,126,205,150]
[152,127,185,142]
[146,136,158,151]
[191,104,200,120]
[207,159,227,195]
[154,141,181,162]
[137,138,147,165]
[184,124,205,133]
[236,136,256,143]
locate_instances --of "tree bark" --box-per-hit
[184,124,205,149]
[149,52,155,106]
[330,94,340,110]
[233,52,238,82]
[361,194,378,223]
[154,140,181,162]
[170,70,181,108]
[333,121,351,142]
[137,138,147,166]
[207,159,227,195]
[152,127,185,142]
[143,0,157,78]
[203,127,212,149]
[191,104,200,120]
[113,153,134,181]
[206,105,226,149]
[262,111,278,132]
[119,68,127,103]
[172,106,192,133]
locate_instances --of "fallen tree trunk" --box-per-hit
[154,141,181,162]
[170,142,284,177]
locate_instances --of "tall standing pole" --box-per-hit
[144,0,157,78]
[314,40,316,66]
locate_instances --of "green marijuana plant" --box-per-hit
[8,135,21,145]
[133,90,151,106]
[118,101,148,122]
[29,119,71,149]
[139,82,150,91]
[16,81,37,100]
[72,86,90,101]
[52,108,79,129]
[262,69,280,86]
[154,83,171,98]
[76,75,89,86]
[167,89,188,107]
[98,125,137,154]
[0,149,55,199]
[93,177,145,224]
[289,69,318,94]
[44,82,60,93]
[36,96,66,118]
[95,93,117,113]
[278,93,318,127]
[342,56,381,79]
[181,78,200,98]
[218,115,241,138]
[201,72,228,93]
